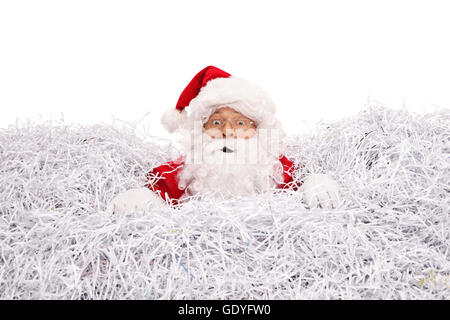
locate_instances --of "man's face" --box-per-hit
[203,106,257,139]
[179,105,282,197]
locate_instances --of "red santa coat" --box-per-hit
[145,155,300,205]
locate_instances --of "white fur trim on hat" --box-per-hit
[161,108,188,133]
[188,76,276,126]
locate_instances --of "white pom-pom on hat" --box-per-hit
[161,108,188,133]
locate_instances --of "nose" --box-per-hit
[221,123,234,138]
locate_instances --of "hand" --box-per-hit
[106,187,166,215]
[299,174,340,209]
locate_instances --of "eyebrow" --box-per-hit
[210,112,252,121]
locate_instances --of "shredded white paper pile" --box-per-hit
[0,104,448,299]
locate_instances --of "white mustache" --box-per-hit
[186,133,282,165]
[201,137,249,155]
[202,138,226,155]
[198,137,257,165]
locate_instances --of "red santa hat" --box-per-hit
[161,66,279,133]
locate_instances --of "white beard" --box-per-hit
[177,131,285,199]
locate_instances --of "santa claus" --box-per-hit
[108,66,340,214]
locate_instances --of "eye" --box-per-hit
[237,120,245,126]
[212,120,221,126]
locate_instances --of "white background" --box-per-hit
[1,0,449,137]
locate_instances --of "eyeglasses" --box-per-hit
[204,117,256,130]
